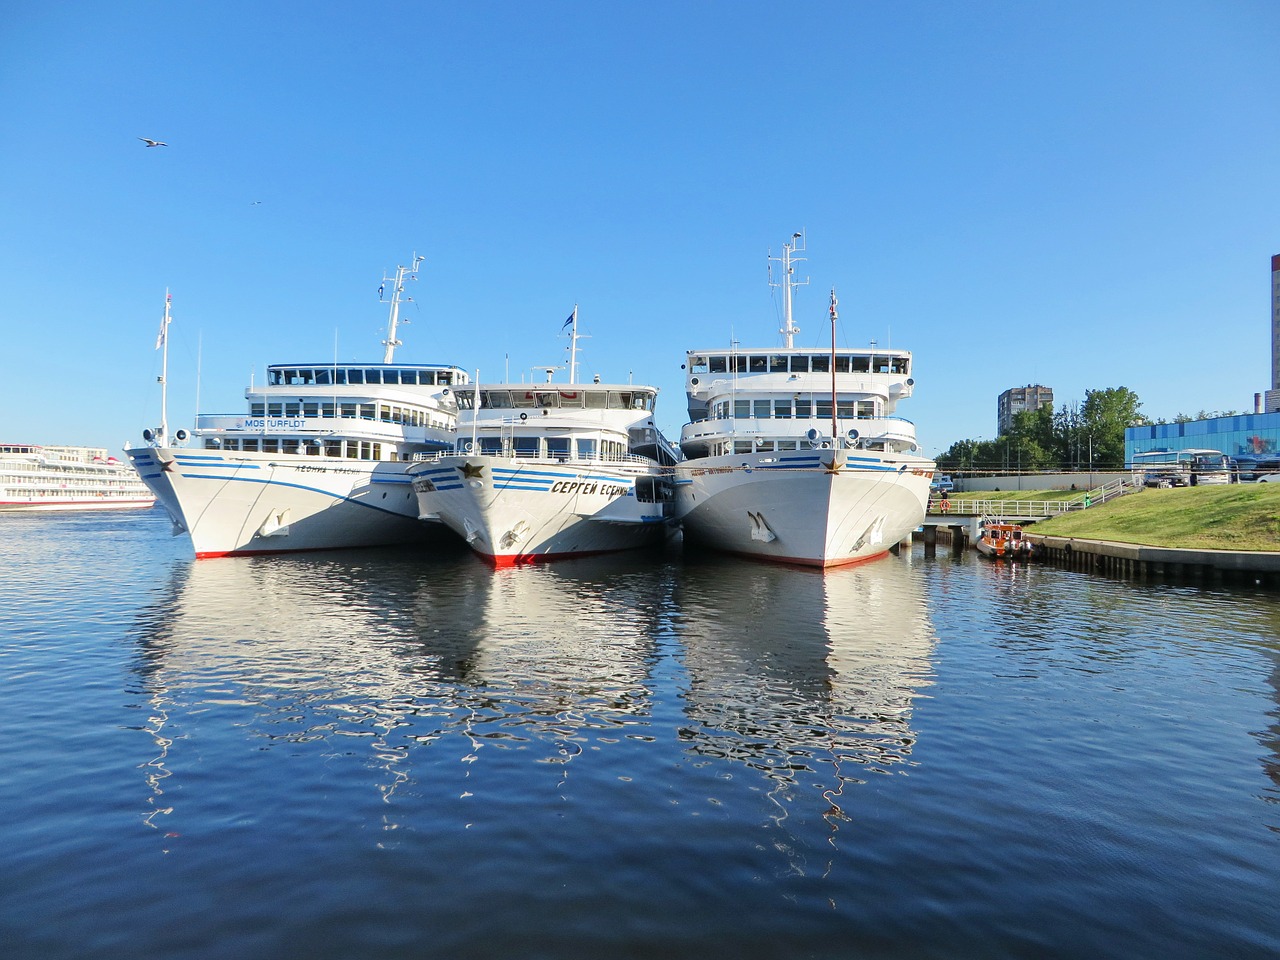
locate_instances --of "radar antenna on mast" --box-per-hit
[768,231,808,348]
[380,254,424,363]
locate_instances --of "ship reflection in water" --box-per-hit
[9,506,1280,960]
[129,546,935,848]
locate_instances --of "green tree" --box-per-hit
[937,387,1147,473]
[1079,386,1145,468]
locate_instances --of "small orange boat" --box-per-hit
[976,521,1035,560]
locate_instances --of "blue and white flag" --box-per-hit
[562,312,574,330]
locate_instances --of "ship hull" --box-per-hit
[0,497,155,512]
[412,456,668,567]
[127,447,444,558]
[674,450,932,568]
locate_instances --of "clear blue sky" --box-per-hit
[2,1,1277,456]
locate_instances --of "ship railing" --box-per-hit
[409,449,654,466]
[195,415,451,439]
[681,414,917,441]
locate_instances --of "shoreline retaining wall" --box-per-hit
[1028,534,1280,587]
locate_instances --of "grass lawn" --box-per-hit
[1030,484,1280,552]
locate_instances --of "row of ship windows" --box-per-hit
[209,439,387,459]
[268,367,461,387]
[712,399,880,420]
[250,403,448,430]
[458,390,655,411]
[0,462,124,475]
[712,439,890,455]
[456,437,628,460]
[689,354,909,375]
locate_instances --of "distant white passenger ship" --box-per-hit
[0,444,155,511]
[673,234,935,568]
[408,310,679,566]
[126,259,469,558]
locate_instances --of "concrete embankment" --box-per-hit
[1028,534,1280,587]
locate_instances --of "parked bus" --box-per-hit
[1130,449,1233,487]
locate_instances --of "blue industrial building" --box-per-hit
[1126,412,1280,467]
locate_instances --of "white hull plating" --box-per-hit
[674,450,932,568]
[129,447,440,557]
[0,497,156,512]
[412,456,667,566]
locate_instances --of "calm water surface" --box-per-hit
[1,508,1277,959]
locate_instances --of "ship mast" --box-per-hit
[829,288,839,442]
[568,304,579,384]
[768,231,808,348]
[380,254,424,363]
[157,290,172,446]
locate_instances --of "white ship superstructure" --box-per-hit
[126,259,469,558]
[408,309,678,567]
[674,234,935,567]
[0,444,155,511]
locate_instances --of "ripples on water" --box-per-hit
[0,509,1277,960]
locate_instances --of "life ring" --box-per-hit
[939,499,949,513]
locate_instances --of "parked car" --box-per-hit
[931,474,954,493]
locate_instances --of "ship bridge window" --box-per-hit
[365,369,383,384]
[382,370,400,385]
[347,369,364,385]
[439,370,453,385]
[892,357,909,374]
[811,356,830,373]
[733,356,747,373]
[536,391,558,408]
[315,369,332,385]
[790,356,809,372]
[851,355,869,373]
[558,390,584,408]
[690,356,709,374]
[769,355,788,372]
[546,437,570,459]
[483,390,513,408]
[708,356,728,374]
[833,356,850,373]
[513,391,537,408]
[749,355,768,373]
[873,358,890,373]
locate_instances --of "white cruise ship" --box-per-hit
[408,310,679,567]
[673,234,935,568]
[125,259,469,558]
[0,444,155,511]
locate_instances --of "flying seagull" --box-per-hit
[138,137,167,147]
